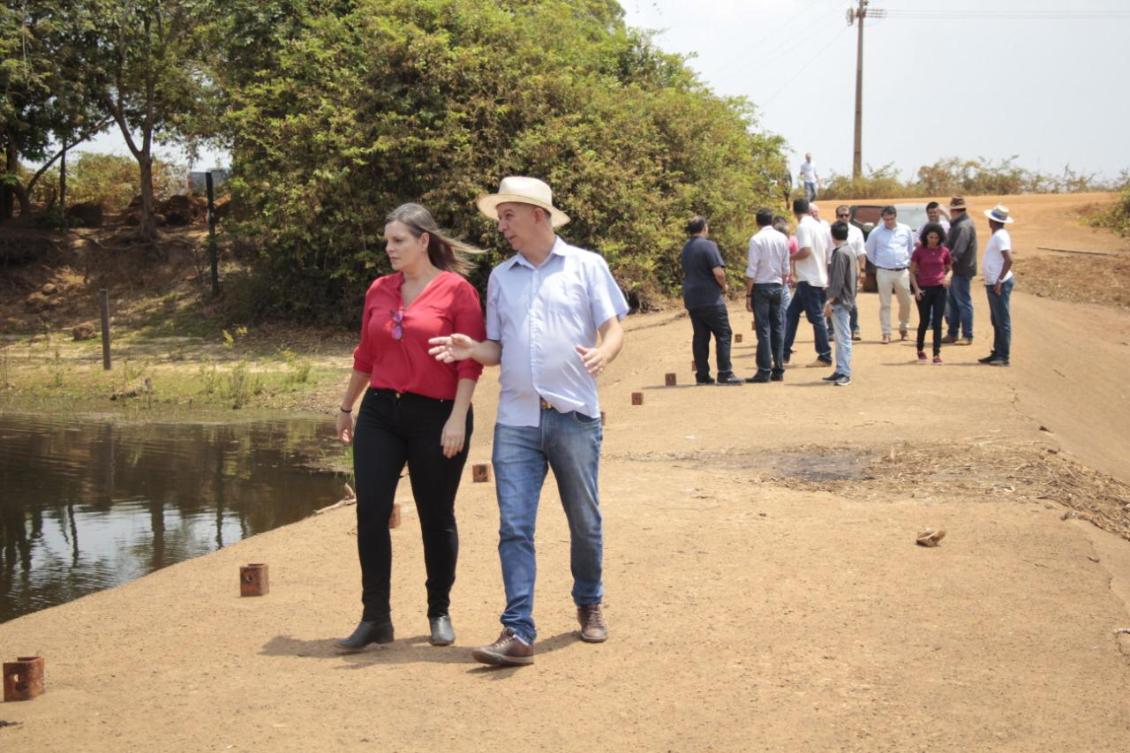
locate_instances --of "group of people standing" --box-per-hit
[680,194,1018,385]
[336,176,628,667]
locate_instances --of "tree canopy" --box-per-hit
[211,0,786,317]
[5,0,788,315]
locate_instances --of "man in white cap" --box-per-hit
[428,176,628,666]
[978,204,1015,366]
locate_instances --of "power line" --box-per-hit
[759,23,852,108]
[881,10,1130,20]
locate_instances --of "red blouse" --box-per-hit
[352,271,485,399]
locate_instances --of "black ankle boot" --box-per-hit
[336,620,394,652]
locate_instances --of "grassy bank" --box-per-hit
[0,325,349,421]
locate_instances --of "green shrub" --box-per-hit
[213,0,785,318]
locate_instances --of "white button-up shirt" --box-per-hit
[846,223,866,261]
[865,222,915,270]
[486,236,629,427]
[745,226,791,284]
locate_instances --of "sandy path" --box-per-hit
[3,200,1130,752]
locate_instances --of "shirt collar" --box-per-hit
[504,236,573,271]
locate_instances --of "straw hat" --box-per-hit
[476,176,570,228]
[984,204,1015,224]
[948,196,967,210]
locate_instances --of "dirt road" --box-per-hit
[2,195,1129,752]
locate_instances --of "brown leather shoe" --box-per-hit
[471,629,533,666]
[577,603,608,643]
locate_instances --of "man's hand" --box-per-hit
[576,344,609,376]
[429,334,478,363]
[993,282,1003,296]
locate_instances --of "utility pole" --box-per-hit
[848,0,884,179]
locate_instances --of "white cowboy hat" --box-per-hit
[984,204,1015,224]
[476,176,570,228]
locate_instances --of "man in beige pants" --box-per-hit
[864,205,915,343]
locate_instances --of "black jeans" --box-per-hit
[688,304,734,379]
[353,388,472,621]
[916,285,946,355]
[752,283,785,375]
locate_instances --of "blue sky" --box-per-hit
[84,0,1130,184]
[620,0,1130,182]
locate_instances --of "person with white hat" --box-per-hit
[978,204,1015,366]
[428,176,629,666]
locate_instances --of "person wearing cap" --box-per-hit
[335,203,486,653]
[978,204,1015,366]
[942,196,978,345]
[864,205,915,343]
[681,215,742,385]
[428,176,628,667]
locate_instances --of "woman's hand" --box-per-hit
[336,410,355,445]
[440,412,466,459]
[914,288,924,301]
[428,334,478,363]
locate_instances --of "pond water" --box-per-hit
[0,414,347,623]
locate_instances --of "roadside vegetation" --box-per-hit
[820,157,1126,200]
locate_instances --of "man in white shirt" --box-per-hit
[783,198,832,366]
[799,153,819,201]
[428,176,628,666]
[744,208,791,382]
[835,205,867,341]
[864,205,915,343]
[977,204,1015,366]
[924,201,950,235]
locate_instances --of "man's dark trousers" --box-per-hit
[688,304,734,380]
[753,284,785,376]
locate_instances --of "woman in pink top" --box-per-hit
[910,222,953,364]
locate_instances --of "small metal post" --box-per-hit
[99,289,111,370]
[206,172,219,297]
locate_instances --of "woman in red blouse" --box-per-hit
[335,203,486,651]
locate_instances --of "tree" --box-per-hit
[1,3,111,222]
[74,0,213,239]
[212,0,786,319]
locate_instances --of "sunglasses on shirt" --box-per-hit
[391,307,404,341]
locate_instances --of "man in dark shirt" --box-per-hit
[681,216,741,385]
[943,196,978,345]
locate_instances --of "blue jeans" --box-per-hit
[492,408,604,644]
[784,282,831,361]
[986,278,1014,360]
[804,181,817,201]
[831,303,853,378]
[752,283,785,375]
[946,274,974,338]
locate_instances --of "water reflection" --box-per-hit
[0,415,345,623]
